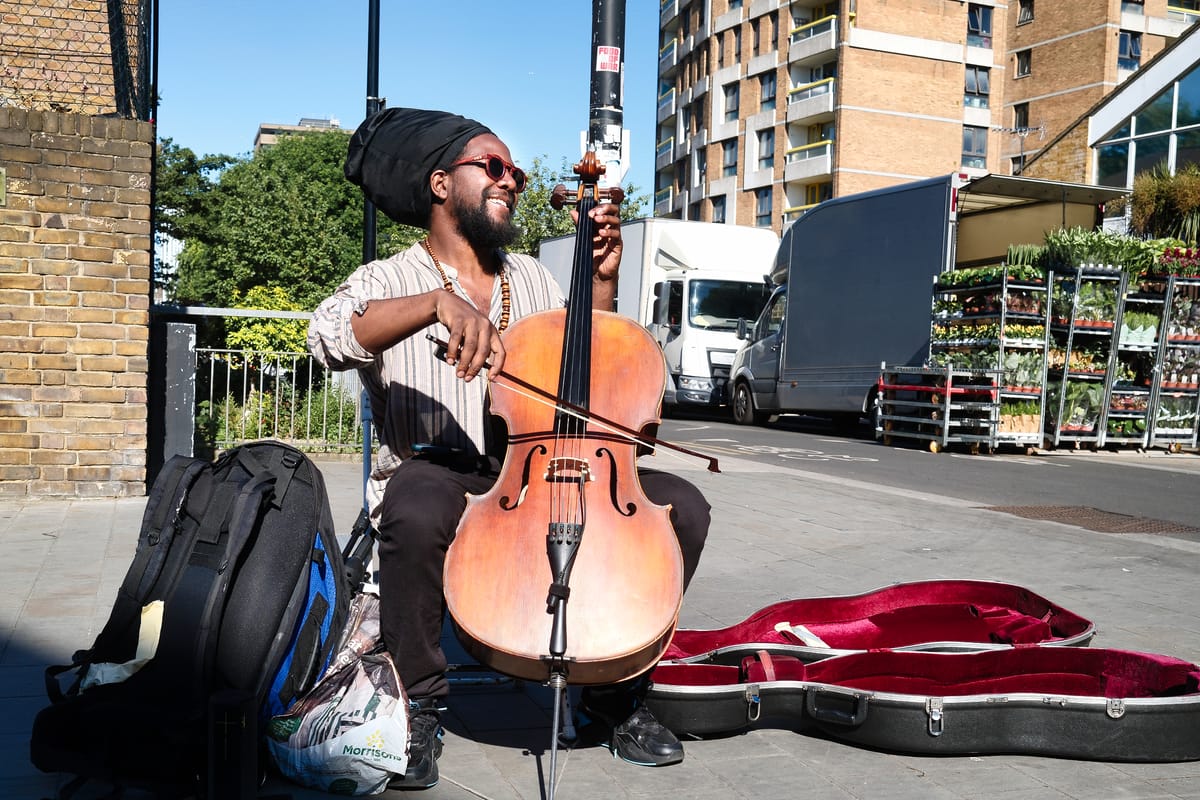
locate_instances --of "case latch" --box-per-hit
[1106,698,1126,719]
[746,685,761,721]
[926,697,945,736]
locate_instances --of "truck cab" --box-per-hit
[730,286,786,424]
[651,274,772,405]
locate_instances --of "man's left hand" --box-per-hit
[572,202,622,282]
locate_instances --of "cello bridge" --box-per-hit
[544,457,592,484]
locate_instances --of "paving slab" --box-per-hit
[2,451,1198,800]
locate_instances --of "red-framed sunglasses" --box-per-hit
[449,153,527,193]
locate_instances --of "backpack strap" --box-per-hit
[155,469,278,699]
[237,442,305,509]
[44,457,208,704]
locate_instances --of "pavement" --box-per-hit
[3,447,1200,800]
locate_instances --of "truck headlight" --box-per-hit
[677,375,714,391]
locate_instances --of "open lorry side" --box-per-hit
[730,173,1124,427]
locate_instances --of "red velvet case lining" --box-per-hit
[651,649,1200,699]
[663,580,1093,660]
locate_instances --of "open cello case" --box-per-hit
[643,579,1200,761]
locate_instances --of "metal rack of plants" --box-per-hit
[1046,266,1127,449]
[928,263,1050,453]
[875,363,998,454]
[1147,274,1200,451]
[1102,276,1167,449]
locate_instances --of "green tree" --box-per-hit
[154,138,234,242]
[171,130,422,309]
[510,155,648,256]
[225,285,310,354]
[153,139,235,295]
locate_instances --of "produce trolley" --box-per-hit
[1147,275,1200,451]
[875,363,999,453]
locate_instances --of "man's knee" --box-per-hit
[378,461,468,550]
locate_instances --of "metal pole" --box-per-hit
[587,0,628,187]
[362,0,382,265]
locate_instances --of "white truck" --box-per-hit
[539,218,778,408]
[728,173,1126,429]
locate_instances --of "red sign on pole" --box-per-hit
[596,45,621,73]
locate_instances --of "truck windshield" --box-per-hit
[688,280,772,331]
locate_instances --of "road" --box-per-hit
[655,410,1200,534]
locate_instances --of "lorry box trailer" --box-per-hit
[728,173,1126,428]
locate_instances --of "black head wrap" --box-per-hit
[344,107,493,228]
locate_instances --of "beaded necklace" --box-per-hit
[420,239,511,333]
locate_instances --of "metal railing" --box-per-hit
[196,347,366,453]
[153,305,368,454]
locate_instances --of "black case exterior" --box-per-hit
[645,582,1200,762]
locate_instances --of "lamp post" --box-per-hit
[362,0,383,265]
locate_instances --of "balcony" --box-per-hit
[659,40,678,76]
[786,77,835,123]
[789,15,837,64]
[656,137,676,171]
[782,204,815,224]
[658,89,677,123]
[660,0,678,26]
[655,186,673,216]
[682,75,709,104]
[1167,1,1200,23]
[784,140,833,182]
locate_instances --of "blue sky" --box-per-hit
[155,2,661,197]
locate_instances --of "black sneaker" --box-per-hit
[389,697,444,790]
[578,692,684,767]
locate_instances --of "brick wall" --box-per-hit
[0,108,153,498]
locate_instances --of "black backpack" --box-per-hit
[30,440,351,797]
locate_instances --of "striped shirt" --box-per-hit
[308,241,565,517]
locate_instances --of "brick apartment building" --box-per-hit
[654,0,1199,234]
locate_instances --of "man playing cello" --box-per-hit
[309,108,709,789]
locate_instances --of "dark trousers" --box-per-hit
[376,456,710,700]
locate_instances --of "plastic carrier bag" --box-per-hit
[266,591,409,796]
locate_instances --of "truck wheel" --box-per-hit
[731,382,766,426]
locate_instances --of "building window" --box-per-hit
[730,0,742,8]
[734,26,742,60]
[1018,0,1034,24]
[696,148,707,182]
[712,195,726,224]
[805,182,832,205]
[1011,155,1027,175]
[758,129,775,170]
[722,139,738,177]
[724,83,740,122]
[755,188,772,227]
[967,4,992,48]
[1121,0,1144,15]
[760,71,777,111]
[1014,102,1030,130]
[718,32,725,67]
[964,67,990,109]
[1016,49,1031,78]
[962,125,988,169]
[752,18,761,56]
[1119,31,1142,71]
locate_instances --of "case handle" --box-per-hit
[805,686,869,727]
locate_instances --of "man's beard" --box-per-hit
[456,192,520,250]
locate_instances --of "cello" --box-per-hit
[442,152,685,689]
